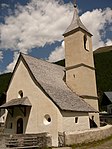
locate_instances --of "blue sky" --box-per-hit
[0,0,112,73]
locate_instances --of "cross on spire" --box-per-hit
[74,0,77,8]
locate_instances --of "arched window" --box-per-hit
[18,90,23,98]
[83,34,89,51]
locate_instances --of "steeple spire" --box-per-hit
[63,1,92,36]
[74,0,77,8]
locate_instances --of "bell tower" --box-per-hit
[63,2,99,113]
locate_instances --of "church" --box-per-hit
[0,3,100,147]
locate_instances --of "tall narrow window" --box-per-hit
[84,34,89,51]
[18,90,23,98]
[75,117,78,123]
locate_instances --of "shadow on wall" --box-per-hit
[89,118,97,128]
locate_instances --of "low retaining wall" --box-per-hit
[65,125,112,146]
[0,133,52,149]
[0,134,9,149]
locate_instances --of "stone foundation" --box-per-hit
[0,133,52,149]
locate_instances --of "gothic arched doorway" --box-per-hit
[17,118,23,134]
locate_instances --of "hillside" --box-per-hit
[94,50,112,109]
[0,72,12,96]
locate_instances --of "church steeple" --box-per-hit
[63,1,92,37]
[63,1,100,128]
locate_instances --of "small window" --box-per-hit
[73,74,75,78]
[92,116,94,120]
[44,114,51,125]
[75,117,78,123]
[3,116,5,120]
[18,90,23,98]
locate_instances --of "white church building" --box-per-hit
[0,3,100,147]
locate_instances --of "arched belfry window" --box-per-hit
[84,34,89,51]
[18,90,23,98]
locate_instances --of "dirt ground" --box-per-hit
[75,137,112,149]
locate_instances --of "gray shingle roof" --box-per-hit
[63,6,91,36]
[0,97,31,108]
[104,92,112,103]
[22,54,96,112]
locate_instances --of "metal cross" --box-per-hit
[74,0,77,7]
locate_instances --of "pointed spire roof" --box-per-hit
[63,2,92,36]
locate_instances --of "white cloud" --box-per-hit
[48,41,65,62]
[1,3,9,8]
[49,7,112,62]
[5,52,19,73]
[105,39,112,46]
[0,0,73,72]
[81,8,112,50]
[0,0,72,52]
[110,26,112,31]
[0,0,112,71]
[0,51,3,61]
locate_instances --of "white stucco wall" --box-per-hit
[61,111,90,132]
[5,60,63,146]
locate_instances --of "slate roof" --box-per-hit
[104,92,112,103]
[94,45,112,54]
[21,54,96,112]
[0,97,31,108]
[63,6,92,36]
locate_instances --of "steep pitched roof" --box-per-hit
[20,53,96,112]
[94,45,112,54]
[63,5,92,36]
[0,97,31,108]
[104,92,112,103]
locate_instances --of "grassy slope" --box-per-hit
[94,51,112,109]
[0,72,12,95]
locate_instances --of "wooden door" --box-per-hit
[17,118,23,134]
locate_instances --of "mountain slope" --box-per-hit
[0,72,12,95]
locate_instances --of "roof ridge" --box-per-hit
[21,52,65,69]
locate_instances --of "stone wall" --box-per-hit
[65,125,112,146]
[0,134,9,149]
[0,133,52,149]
